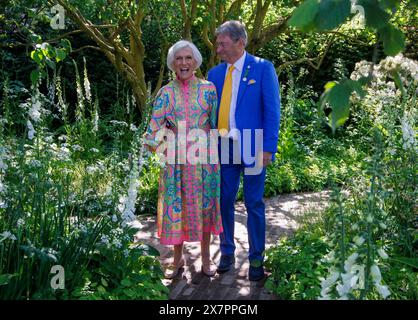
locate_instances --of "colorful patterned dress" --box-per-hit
[144,76,223,245]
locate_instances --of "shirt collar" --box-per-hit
[227,51,246,73]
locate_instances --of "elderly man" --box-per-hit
[208,20,281,281]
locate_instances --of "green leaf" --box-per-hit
[60,39,72,51]
[288,0,320,32]
[379,0,400,10]
[101,278,108,287]
[379,24,405,56]
[391,70,406,98]
[97,285,107,294]
[30,70,40,85]
[30,50,43,64]
[135,244,160,256]
[357,76,372,86]
[390,257,418,269]
[324,81,336,91]
[45,58,56,70]
[358,0,391,29]
[326,79,365,133]
[315,0,351,31]
[121,278,132,287]
[0,273,17,286]
[55,48,67,62]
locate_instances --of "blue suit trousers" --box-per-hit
[219,139,266,262]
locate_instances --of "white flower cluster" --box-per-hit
[109,120,129,127]
[0,231,17,242]
[118,168,140,228]
[401,111,417,151]
[20,87,45,140]
[370,264,391,298]
[350,54,418,121]
[319,249,390,300]
[83,57,92,103]
[117,140,146,229]
[0,145,8,209]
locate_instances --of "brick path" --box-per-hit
[134,191,330,300]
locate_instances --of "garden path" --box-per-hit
[134,190,331,300]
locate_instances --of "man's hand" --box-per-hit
[263,152,272,167]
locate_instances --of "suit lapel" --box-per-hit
[236,53,255,108]
[217,63,228,101]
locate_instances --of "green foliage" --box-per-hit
[265,231,330,300]
[288,0,410,132]
[320,79,365,133]
[287,0,320,32]
[71,242,169,300]
[0,66,166,300]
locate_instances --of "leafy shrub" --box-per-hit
[264,231,330,300]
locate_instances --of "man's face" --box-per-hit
[215,34,245,64]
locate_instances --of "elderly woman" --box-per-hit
[143,40,222,279]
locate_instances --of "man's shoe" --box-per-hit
[217,255,235,273]
[248,265,265,281]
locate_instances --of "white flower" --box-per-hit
[344,253,359,272]
[336,281,351,297]
[17,219,25,227]
[353,236,365,246]
[321,271,340,289]
[351,264,365,289]
[27,120,36,140]
[72,144,83,152]
[401,112,416,151]
[379,222,387,229]
[0,231,17,242]
[29,100,42,122]
[370,264,382,283]
[28,159,42,168]
[375,283,391,299]
[113,240,122,249]
[86,166,97,174]
[110,120,128,127]
[377,248,389,260]
[100,235,109,245]
[84,74,91,102]
[112,214,118,223]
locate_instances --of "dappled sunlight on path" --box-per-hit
[134,190,330,300]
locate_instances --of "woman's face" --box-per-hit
[173,47,197,81]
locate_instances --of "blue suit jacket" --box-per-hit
[208,53,281,166]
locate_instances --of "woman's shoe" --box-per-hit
[164,257,185,279]
[201,261,217,277]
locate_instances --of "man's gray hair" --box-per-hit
[215,20,247,46]
[167,40,203,72]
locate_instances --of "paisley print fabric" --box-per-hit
[144,76,223,245]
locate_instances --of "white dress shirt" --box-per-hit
[225,51,246,140]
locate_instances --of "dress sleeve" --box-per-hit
[143,87,168,151]
[208,84,218,129]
